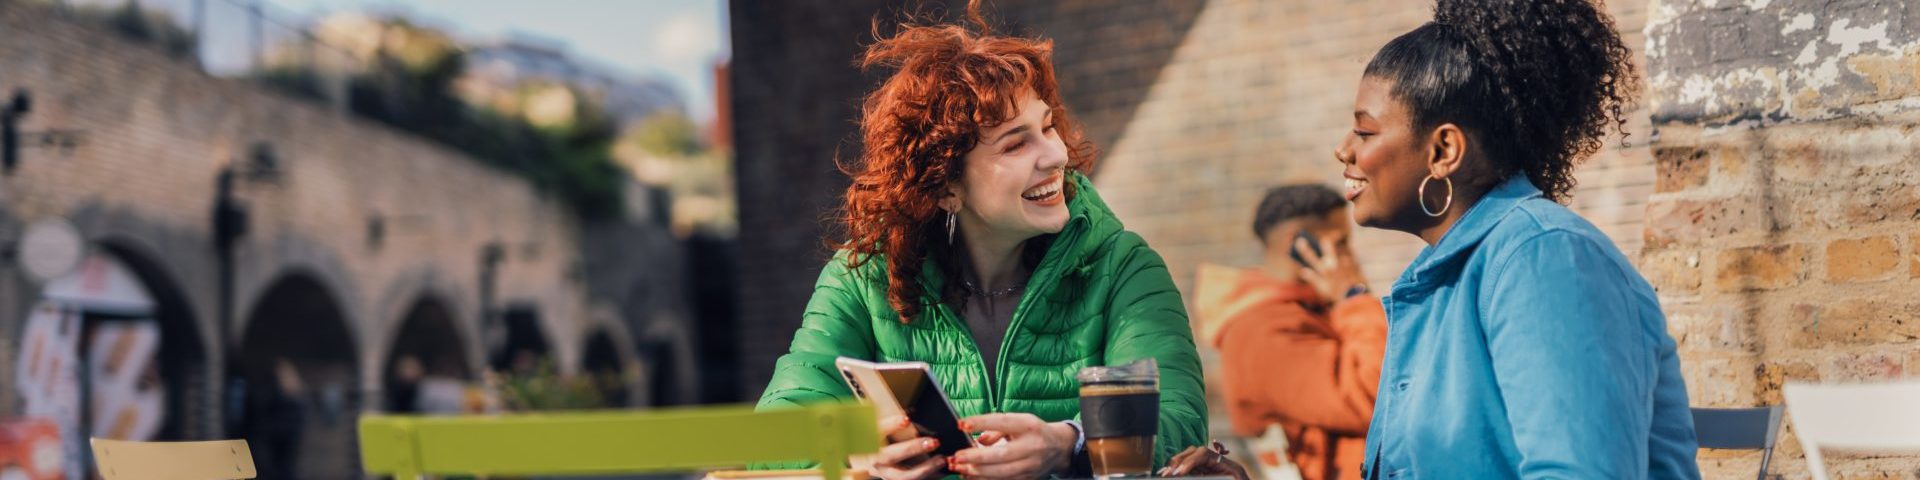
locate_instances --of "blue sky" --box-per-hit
[91,0,731,122]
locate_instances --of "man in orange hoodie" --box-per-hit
[1190,184,1387,480]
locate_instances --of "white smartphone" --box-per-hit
[834,357,977,457]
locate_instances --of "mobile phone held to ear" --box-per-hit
[835,358,977,458]
[1289,230,1323,268]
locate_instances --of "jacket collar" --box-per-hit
[915,171,1118,303]
[1398,175,1542,287]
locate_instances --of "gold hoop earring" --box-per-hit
[1419,175,1454,217]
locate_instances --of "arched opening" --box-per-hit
[382,296,472,413]
[233,273,358,480]
[641,335,685,407]
[97,245,210,441]
[580,330,632,408]
[622,281,693,406]
[490,304,552,375]
[18,247,208,476]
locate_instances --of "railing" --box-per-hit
[52,0,358,109]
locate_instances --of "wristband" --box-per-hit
[1343,284,1370,299]
[1063,420,1086,453]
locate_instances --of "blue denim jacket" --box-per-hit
[1360,176,1700,479]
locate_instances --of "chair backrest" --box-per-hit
[360,402,878,479]
[1690,406,1782,480]
[1783,381,1920,480]
[89,438,256,480]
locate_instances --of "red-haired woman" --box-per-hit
[754,14,1207,480]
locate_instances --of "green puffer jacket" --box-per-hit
[756,172,1208,470]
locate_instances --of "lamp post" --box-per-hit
[2,90,25,172]
[478,242,506,368]
[2,89,88,174]
[212,143,279,436]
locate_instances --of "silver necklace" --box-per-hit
[959,279,1026,298]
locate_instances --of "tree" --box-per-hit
[73,0,197,60]
[249,16,626,219]
[627,111,703,158]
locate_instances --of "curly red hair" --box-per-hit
[835,13,1096,322]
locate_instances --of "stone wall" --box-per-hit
[1645,0,1920,476]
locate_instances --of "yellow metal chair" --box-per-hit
[89,438,257,480]
[360,403,878,479]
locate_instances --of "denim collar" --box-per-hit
[1396,175,1543,289]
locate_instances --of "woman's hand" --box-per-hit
[871,415,947,480]
[1159,442,1250,480]
[950,413,1076,480]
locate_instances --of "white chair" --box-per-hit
[1781,381,1920,480]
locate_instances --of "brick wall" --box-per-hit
[1645,0,1920,476]
[730,0,883,395]
[1078,0,1655,298]
[1019,0,1659,443]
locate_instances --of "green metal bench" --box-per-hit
[360,403,878,479]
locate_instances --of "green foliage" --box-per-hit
[617,111,738,237]
[73,0,197,59]
[497,360,608,412]
[250,18,625,219]
[252,65,328,102]
[627,111,703,158]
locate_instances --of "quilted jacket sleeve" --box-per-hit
[752,254,881,469]
[1100,233,1210,469]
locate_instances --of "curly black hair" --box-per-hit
[1363,0,1638,203]
[1252,184,1346,245]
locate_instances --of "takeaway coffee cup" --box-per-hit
[1078,359,1159,479]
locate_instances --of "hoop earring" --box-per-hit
[946,210,957,245]
[1419,175,1454,217]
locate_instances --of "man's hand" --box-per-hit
[1294,235,1367,300]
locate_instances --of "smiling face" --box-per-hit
[1334,76,1443,232]
[947,90,1072,247]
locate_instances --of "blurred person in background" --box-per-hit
[386,355,424,414]
[246,359,307,480]
[754,3,1207,479]
[1181,184,1385,480]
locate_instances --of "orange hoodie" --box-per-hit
[1195,265,1388,480]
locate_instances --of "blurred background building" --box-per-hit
[0,0,734,477]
